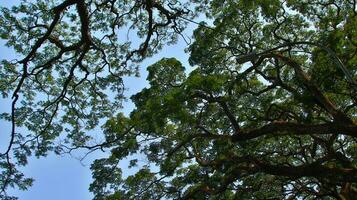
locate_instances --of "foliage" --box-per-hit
[91,1,357,199]
[1,0,357,200]
[0,0,190,198]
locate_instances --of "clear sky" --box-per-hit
[0,1,193,199]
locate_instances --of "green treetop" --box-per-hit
[1,0,357,199]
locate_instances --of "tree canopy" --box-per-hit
[1,0,357,199]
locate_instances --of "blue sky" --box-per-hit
[0,1,193,199]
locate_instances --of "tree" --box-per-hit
[0,0,191,198]
[90,1,357,199]
[1,0,357,199]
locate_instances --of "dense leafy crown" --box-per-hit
[1,0,357,200]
